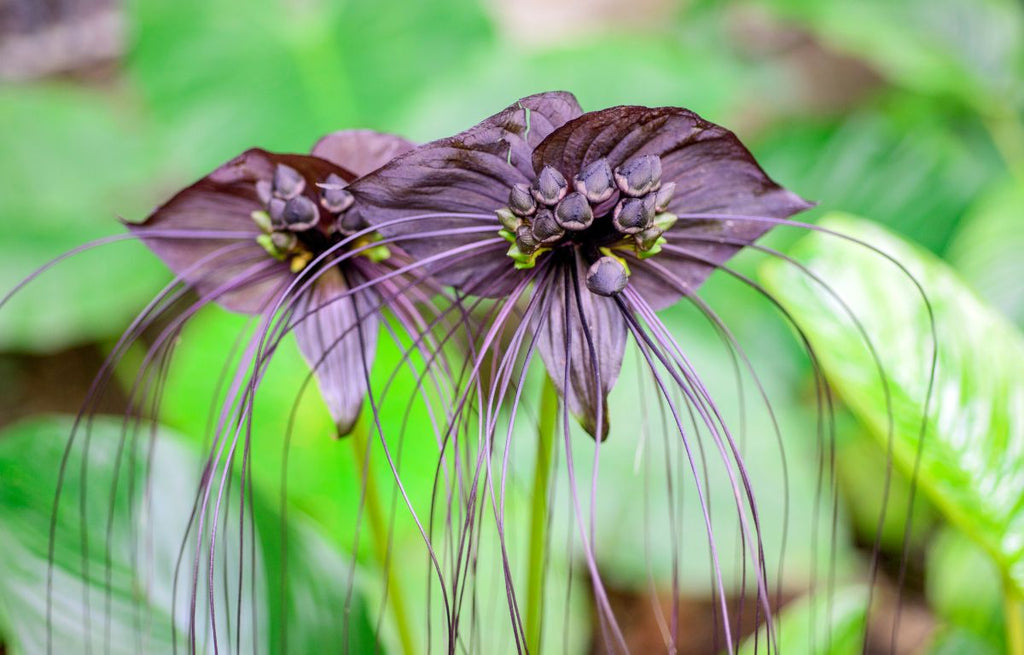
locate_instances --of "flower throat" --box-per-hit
[251,163,389,273]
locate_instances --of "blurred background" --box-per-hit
[0,0,1022,653]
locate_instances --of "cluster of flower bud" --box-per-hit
[495,154,678,296]
[252,164,386,271]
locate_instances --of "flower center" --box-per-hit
[495,155,677,296]
[251,164,389,273]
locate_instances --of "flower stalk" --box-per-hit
[1005,581,1024,655]
[526,376,559,654]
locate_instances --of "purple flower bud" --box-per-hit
[654,181,676,212]
[337,209,367,234]
[272,163,306,199]
[614,154,661,197]
[554,192,594,231]
[612,194,656,235]
[321,184,355,214]
[532,166,568,206]
[515,223,540,253]
[574,158,615,204]
[281,195,319,231]
[268,197,287,227]
[531,209,564,244]
[256,179,273,206]
[322,172,347,188]
[509,183,537,216]
[585,256,629,296]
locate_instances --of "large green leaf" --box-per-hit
[737,586,868,655]
[753,108,1003,256]
[761,213,1024,591]
[0,415,378,654]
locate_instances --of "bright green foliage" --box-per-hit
[763,214,1024,593]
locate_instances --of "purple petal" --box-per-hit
[535,254,627,440]
[310,129,416,177]
[534,106,812,308]
[127,149,353,314]
[348,92,582,295]
[292,268,379,436]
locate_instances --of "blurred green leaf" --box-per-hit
[401,20,772,142]
[127,0,493,171]
[928,627,1004,654]
[927,528,1005,652]
[760,0,1024,109]
[0,86,167,352]
[753,108,1002,255]
[331,0,494,127]
[0,415,378,654]
[737,586,868,655]
[127,0,341,166]
[761,213,1024,593]
[947,179,1024,327]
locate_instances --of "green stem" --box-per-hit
[1006,582,1024,655]
[526,377,559,654]
[350,423,416,655]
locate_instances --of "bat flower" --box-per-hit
[347,92,812,439]
[128,129,416,435]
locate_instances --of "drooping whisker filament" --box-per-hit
[658,219,937,646]
[652,242,844,628]
[38,242,289,655]
[618,288,780,649]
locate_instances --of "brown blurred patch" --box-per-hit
[865,579,935,655]
[0,345,128,429]
[725,6,885,137]
[590,576,934,654]
[487,0,679,47]
[0,0,125,81]
[592,588,795,655]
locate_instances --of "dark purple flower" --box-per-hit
[347,92,812,439]
[128,130,415,435]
